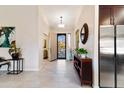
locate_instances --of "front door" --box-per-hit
[57,34,66,59]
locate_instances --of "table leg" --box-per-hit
[13,60,15,74]
[22,59,23,72]
[19,59,20,71]
[7,62,10,72]
[17,60,19,74]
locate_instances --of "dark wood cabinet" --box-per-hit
[99,5,124,25]
[74,55,92,87]
[99,7,113,25]
[114,7,124,25]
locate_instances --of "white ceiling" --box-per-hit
[40,5,82,30]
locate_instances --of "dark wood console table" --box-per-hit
[7,58,24,75]
[74,55,92,87]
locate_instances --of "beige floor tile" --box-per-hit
[0,60,91,88]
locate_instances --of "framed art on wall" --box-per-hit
[0,27,15,48]
[76,29,79,49]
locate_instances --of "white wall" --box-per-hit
[50,27,74,48]
[48,30,57,61]
[74,5,98,87]
[75,6,95,58]
[94,5,99,87]
[0,6,39,71]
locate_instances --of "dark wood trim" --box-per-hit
[57,33,66,59]
[98,6,100,87]
[99,5,124,9]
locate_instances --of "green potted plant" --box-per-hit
[75,48,88,58]
[8,41,21,59]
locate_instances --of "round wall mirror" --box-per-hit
[80,23,89,44]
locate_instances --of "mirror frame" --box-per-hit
[80,23,89,44]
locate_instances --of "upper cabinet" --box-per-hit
[99,6,124,25]
[114,7,124,25]
[99,6,113,25]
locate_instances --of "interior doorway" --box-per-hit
[57,34,66,59]
[42,33,49,61]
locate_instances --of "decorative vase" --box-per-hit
[81,54,86,58]
[12,53,19,59]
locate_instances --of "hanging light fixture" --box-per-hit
[58,16,65,28]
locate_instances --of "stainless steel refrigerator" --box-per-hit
[100,25,124,87]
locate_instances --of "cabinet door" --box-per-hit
[82,62,92,81]
[114,7,124,25]
[99,8,112,25]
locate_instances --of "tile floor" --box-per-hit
[0,60,90,88]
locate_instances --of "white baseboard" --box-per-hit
[24,68,39,71]
[92,85,99,88]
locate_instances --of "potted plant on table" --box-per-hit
[75,48,88,58]
[8,41,21,59]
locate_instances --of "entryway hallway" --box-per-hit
[0,5,98,88]
[0,60,90,88]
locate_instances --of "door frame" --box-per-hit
[57,33,66,59]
